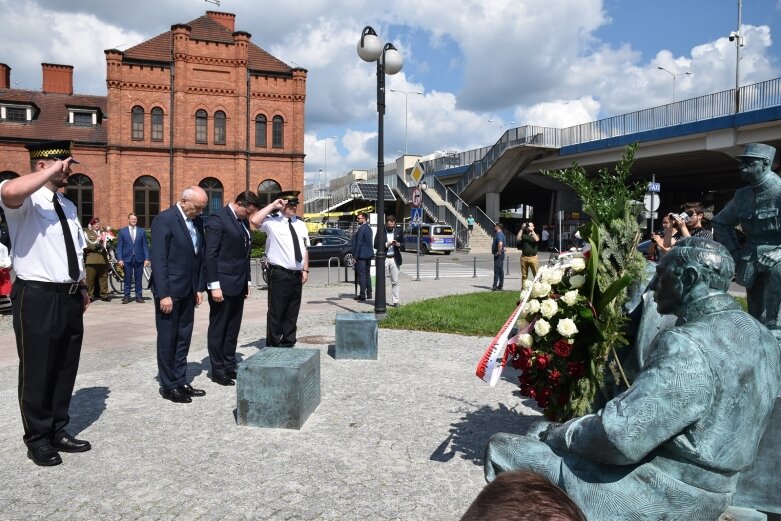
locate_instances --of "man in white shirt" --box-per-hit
[375,214,403,307]
[250,191,309,347]
[0,140,91,466]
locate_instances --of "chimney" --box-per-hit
[42,63,73,95]
[206,11,235,32]
[0,63,10,89]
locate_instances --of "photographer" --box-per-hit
[84,217,110,302]
[517,222,539,288]
[662,202,711,250]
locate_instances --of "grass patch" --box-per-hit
[380,290,519,336]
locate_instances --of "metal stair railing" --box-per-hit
[431,176,495,237]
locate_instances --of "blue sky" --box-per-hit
[1,0,779,187]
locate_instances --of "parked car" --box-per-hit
[317,227,350,239]
[307,236,354,266]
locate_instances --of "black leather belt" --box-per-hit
[16,278,81,294]
[268,264,301,275]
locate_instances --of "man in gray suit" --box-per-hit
[484,238,781,520]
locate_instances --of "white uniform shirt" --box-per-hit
[0,181,86,283]
[261,213,309,270]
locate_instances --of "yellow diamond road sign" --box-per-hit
[410,160,425,185]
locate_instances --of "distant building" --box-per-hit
[0,11,306,227]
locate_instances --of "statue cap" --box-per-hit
[737,143,776,162]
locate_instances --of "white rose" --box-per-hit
[557,318,579,338]
[524,299,541,316]
[517,317,530,330]
[540,298,559,319]
[570,257,586,272]
[545,268,564,285]
[569,274,585,289]
[522,279,534,291]
[561,290,579,306]
[517,333,534,348]
[534,318,551,337]
[532,282,552,299]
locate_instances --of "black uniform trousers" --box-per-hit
[155,293,196,390]
[356,258,372,298]
[11,280,84,448]
[266,267,302,347]
[207,293,245,377]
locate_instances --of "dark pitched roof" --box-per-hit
[123,14,292,75]
[0,89,107,144]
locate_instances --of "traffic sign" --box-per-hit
[411,207,423,224]
[648,182,661,193]
[411,160,425,185]
[644,193,660,212]
[411,187,422,208]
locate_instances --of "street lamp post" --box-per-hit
[388,89,423,155]
[657,66,691,103]
[357,26,403,316]
[730,0,744,112]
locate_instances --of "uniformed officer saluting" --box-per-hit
[0,140,91,467]
[249,190,310,347]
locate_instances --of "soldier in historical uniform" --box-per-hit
[484,238,781,520]
[712,143,781,329]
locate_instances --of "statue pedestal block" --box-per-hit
[236,348,320,430]
[335,313,378,360]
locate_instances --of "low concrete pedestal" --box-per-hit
[335,312,378,360]
[236,348,320,430]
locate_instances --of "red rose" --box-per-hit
[519,346,533,360]
[540,387,552,398]
[519,372,533,385]
[536,396,550,408]
[548,369,562,385]
[535,354,550,370]
[520,385,536,399]
[518,358,533,371]
[553,339,572,358]
[567,361,585,378]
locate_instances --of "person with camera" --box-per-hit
[517,222,539,288]
[84,217,110,302]
[662,202,711,250]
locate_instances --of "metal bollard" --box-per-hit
[435,258,440,280]
[473,256,477,278]
[506,255,510,275]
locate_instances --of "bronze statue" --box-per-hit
[484,238,781,520]
[713,143,781,330]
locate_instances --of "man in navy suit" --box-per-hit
[116,212,150,304]
[150,186,208,404]
[351,211,374,301]
[204,191,259,386]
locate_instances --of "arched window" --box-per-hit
[133,176,161,228]
[272,116,284,148]
[151,107,164,142]
[0,171,19,181]
[255,114,267,147]
[65,174,94,226]
[214,110,226,145]
[132,106,144,140]
[199,177,223,217]
[257,179,281,205]
[195,109,208,144]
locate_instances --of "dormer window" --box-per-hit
[1,104,33,122]
[68,108,98,127]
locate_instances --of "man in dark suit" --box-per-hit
[375,214,403,307]
[116,212,150,303]
[150,186,208,403]
[351,211,374,301]
[204,191,259,386]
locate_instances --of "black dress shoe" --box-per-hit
[353,295,365,301]
[160,387,192,403]
[179,383,206,397]
[210,374,235,386]
[100,297,110,302]
[27,444,62,466]
[226,370,238,380]
[136,297,144,303]
[52,434,91,453]
[121,298,131,304]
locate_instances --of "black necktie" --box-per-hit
[288,218,302,263]
[52,194,80,282]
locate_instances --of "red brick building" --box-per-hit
[0,11,306,228]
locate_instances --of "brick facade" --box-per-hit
[0,11,307,229]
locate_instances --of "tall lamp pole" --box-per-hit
[357,26,403,316]
[657,66,691,103]
[731,0,744,112]
[388,89,423,155]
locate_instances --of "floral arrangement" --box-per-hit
[505,144,648,422]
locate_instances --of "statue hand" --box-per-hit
[759,248,781,267]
